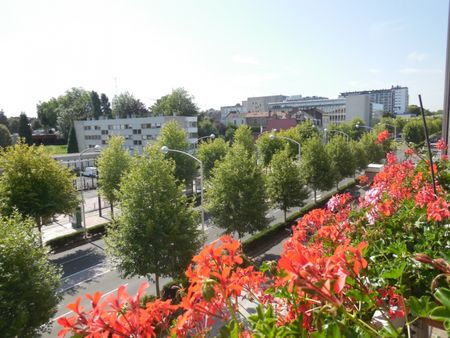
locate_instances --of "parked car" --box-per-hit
[82,166,97,177]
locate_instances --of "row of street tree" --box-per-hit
[0,119,393,336]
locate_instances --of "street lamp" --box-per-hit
[79,145,101,238]
[161,146,205,231]
[355,124,374,132]
[323,128,350,142]
[195,133,215,148]
[269,133,301,162]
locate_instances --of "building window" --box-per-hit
[189,132,198,139]
[85,135,101,140]
[188,121,197,128]
[155,123,162,128]
[146,135,154,140]
[133,129,142,134]
[141,123,152,129]
[102,140,107,144]
[84,126,91,130]
[101,130,108,135]
[94,126,101,130]
[133,140,142,145]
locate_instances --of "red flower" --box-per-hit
[427,197,450,222]
[436,138,447,151]
[376,130,390,144]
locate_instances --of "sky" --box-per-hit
[0,0,448,117]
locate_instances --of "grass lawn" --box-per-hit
[44,144,68,155]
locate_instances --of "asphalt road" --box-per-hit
[42,177,355,337]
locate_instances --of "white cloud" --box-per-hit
[407,51,428,62]
[232,54,262,66]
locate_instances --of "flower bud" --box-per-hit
[201,278,216,301]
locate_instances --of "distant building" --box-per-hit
[266,117,297,132]
[340,86,409,115]
[246,95,287,113]
[220,104,246,123]
[225,112,246,126]
[74,116,198,154]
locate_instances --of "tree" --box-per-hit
[37,97,59,129]
[67,124,79,153]
[225,124,238,142]
[0,142,79,238]
[0,124,12,148]
[0,109,8,128]
[97,136,131,217]
[325,135,356,188]
[7,116,20,133]
[206,144,268,238]
[90,91,102,120]
[0,212,61,337]
[350,140,369,173]
[358,133,385,163]
[266,148,309,221]
[31,118,42,131]
[233,125,255,154]
[105,146,202,297]
[18,113,33,145]
[56,88,94,139]
[300,136,335,202]
[151,88,198,116]
[100,93,112,118]
[198,114,218,138]
[112,92,149,118]
[196,138,228,178]
[256,132,285,167]
[156,120,197,186]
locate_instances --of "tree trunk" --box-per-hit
[110,201,114,218]
[36,217,43,246]
[155,273,160,298]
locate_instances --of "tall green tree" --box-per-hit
[0,142,79,238]
[225,124,238,142]
[112,92,149,118]
[326,135,356,188]
[18,113,33,145]
[0,212,61,337]
[156,120,197,186]
[100,93,112,118]
[196,138,228,178]
[233,125,255,154]
[37,97,59,129]
[105,146,202,297]
[256,132,285,167]
[151,88,198,116]
[0,109,8,128]
[350,140,369,173]
[300,136,335,202]
[7,116,20,134]
[67,124,79,153]
[358,133,385,163]
[90,91,102,120]
[266,148,309,221]
[97,136,131,217]
[206,144,268,238]
[0,124,12,148]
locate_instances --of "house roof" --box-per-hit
[266,118,297,131]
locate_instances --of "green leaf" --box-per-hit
[429,306,450,322]
[434,287,450,309]
[381,262,407,279]
[407,296,435,317]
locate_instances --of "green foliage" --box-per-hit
[97,136,131,211]
[44,144,68,155]
[0,109,8,128]
[112,92,149,118]
[266,148,309,221]
[225,124,238,142]
[37,97,59,129]
[256,132,285,167]
[326,135,356,185]
[0,124,12,147]
[358,133,384,163]
[197,116,217,138]
[403,119,425,144]
[233,125,255,154]
[100,93,112,118]
[206,144,268,238]
[0,212,61,337]
[430,287,450,331]
[90,91,102,120]
[300,136,335,200]
[151,88,198,116]
[350,140,369,172]
[7,116,20,133]
[105,146,202,296]
[67,123,79,153]
[196,137,228,178]
[156,120,197,185]
[0,142,79,232]
[18,113,33,145]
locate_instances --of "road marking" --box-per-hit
[58,268,112,294]
[56,251,105,266]
[52,283,129,322]
[60,262,107,281]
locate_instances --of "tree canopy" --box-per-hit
[0,142,79,235]
[151,88,198,116]
[97,136,131,217]
[112,92,149,118]
[156,120,197,185]
[233,125,255,154]
[326,135,356,187]
[100,93,112,118]
[196,137,228,178]
[105,146,202,297]
[67,124,78,153]
[0,124,12,148]
[18,113,33,145]
[206,144,268,238]
[0,212,61,337]
[90,91,102,120]
[255,132,285,167]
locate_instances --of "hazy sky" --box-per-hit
[0,0,448,117]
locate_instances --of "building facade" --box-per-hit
[220,104,246,123]
[74,116,198,154]
[246,95,287,113]
[340,86,409,115]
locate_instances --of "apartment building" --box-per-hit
[74,115,198,154]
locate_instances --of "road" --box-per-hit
[42,177,355,337]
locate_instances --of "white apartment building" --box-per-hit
[220,104,246,123]
[74,116,198,154]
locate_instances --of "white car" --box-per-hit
[82,167,97,177]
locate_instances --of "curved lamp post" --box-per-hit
[355,124,374,132]
[269,133,301,162]
[323,128,350,142]
[79,145,101,238]
[195,133,215,148]
[161,146,205,232]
